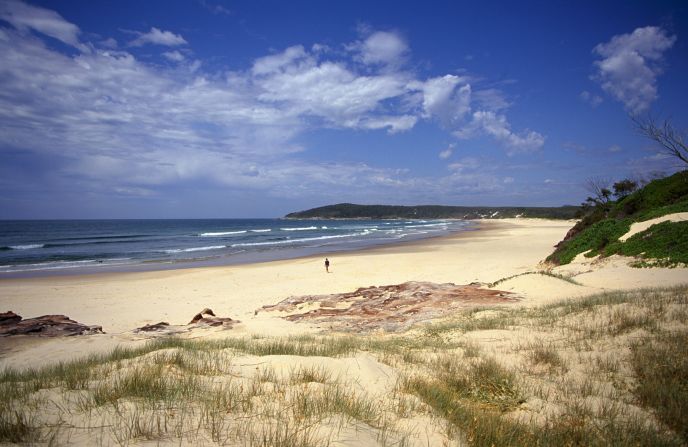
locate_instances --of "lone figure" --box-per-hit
[324,258,330,273]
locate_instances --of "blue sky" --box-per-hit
[1,0,686,218]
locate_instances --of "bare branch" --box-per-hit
[584,176,612,204]
[632,115,688,166]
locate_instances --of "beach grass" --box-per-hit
[0,285,686,445]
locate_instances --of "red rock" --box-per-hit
[259,281,519,332]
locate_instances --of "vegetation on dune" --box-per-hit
[1,286,687,446]
[547,170,688,266]
[285,203,580,220]
[631,330,688,443]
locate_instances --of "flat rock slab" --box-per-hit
[259,281,519,332]
[0,311,103,337]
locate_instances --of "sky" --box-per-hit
[1,0,687,218]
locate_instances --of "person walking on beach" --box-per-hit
[324,258,330,273]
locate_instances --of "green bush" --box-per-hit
[549,170,688,265]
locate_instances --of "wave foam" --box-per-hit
[250,229,271,233]
[164,245,226,254]
[0,258,133,273]
[281,226,317,231]
[7,244,45,250]
[200,231,247,237]
[232,232,363,248]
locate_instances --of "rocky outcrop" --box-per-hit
[189,308,237,327]
[135,322,171,332]
[259,281,518,332]
[134,308,239,335]
[0,311,103,337]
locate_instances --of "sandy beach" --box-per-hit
[1,218,686,369]
[1,218,687,446]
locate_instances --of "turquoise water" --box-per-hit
[0,218,472,276]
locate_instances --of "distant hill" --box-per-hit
[547,170,688,266]
[285,203,581,220]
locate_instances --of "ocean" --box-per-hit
[0,219,473,277]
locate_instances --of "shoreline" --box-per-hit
[0,219,495,285]
[0,219,566,338]
[0,218,479,280]
[2,217,687,370]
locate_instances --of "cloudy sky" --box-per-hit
[1,0,686,218]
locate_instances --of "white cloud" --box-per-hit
[592,26,675,113]
[418,75,471,126]
[354,31,408,67]
[254,47,409,129]
[359,115,417,133]
[439,144,454,159]
[129,27,187,47]
[473,88,509,111]
[163,50,185,62]
[252,45,309,75]
[0,0,89,52]
[413,74,542,153]
[100,37,117,49]
[455,111,545,154]
[0,4,544,206]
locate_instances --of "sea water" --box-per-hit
[0,219,473,277]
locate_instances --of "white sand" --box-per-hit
[618,211,688,241]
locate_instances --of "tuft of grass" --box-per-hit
[527,341,567,371]
[631,330,688,443]
[0,406,38,443]
[606,307,656,335]
[289,365,333,385]
[91,363,200,406]
[1,285,686,445]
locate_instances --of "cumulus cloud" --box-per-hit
[0,2,543,208]
[0,0,89,52]
[253,46,409,129]
[411,74,543,153]
[592,26,675,113]
[455,111,545,154]
[129,27,187,47]
[418,75,471,126]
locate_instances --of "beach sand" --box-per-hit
[2,218,687,446]
[1,218,686,370]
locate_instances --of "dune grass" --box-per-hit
[1,285,686,445]
[631,330,688,443]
